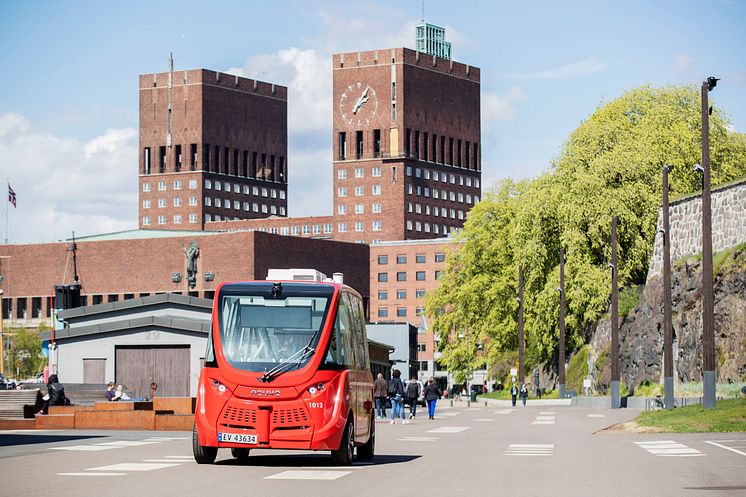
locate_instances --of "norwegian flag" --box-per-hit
[8,183,16,208]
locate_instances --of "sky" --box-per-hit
[0,0,744,243]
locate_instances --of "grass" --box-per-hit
[636,398,746,432]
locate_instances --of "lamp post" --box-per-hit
[662,166,674,410]
[700,76,718,409]
[609,216,620,409]
[557,248,566,399]
[517,265,524,385]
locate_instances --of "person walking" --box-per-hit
[423,378,442,420]
[520,383,529,406]
[510,383,518,407]
[406,377,420,421]
[388,369,406,424]
[373,372,388,419]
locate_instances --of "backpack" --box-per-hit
[406,381,419,399]
[388,378,400,396]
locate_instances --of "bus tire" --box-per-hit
[331,419,354,466]
[192,424,218,464]
[357,417,375,461]
[231,448,251,460]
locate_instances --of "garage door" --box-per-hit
[115,346,190,398]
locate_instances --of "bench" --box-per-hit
[0,389,44,418]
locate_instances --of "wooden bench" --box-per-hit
[0,389,44,419]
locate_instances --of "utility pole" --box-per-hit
[700,77,718,409]
[662,166,674,410]
[558,248,565,399]
[610,216,620,409]
[518,265,524,385]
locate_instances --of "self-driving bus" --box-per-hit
[193,269,375,465]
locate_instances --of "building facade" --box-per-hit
[139,68,288,231]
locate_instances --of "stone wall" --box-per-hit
[647,178,746,281]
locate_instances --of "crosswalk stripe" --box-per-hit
[86,463,181,472]
[48,445,121,451]
[635,441,703,457]
[426,426,470,434]
[504,443,554,456]
[265,471,351,480]
[58,473,127,476]
[398,437,439,442]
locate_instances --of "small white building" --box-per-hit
[43,294,212,397]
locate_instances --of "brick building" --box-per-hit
[0,230,369,327]
[139,66,288,230]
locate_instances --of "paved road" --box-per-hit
[1,404,745,497]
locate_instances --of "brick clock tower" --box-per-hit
[138,59,288,231]
[332,31,481,244]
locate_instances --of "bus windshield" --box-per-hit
[218,286,333,373]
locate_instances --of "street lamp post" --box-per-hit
[610,216,620,409]
[701,77,718,409]
[662,166,675,410]
[558,248,566,399]
[517,265,524,385]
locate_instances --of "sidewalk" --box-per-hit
[446,397,573,408]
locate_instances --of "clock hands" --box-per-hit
[352,86,370,114]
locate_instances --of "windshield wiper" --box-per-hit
[260,345,315,382]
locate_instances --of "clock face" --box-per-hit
[339,82,378,127]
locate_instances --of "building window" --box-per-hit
[355,186,364,196]
[189,196,198,206]
[158,181,166,191]
[417,342,426,352]
[396,289,407,299]
[378,290,388,300]
[378,272,388,283]
[378,255,388,265]
[397,254,407,264]
[142,182,151,192]
[373,129,381,158]
[189,213,198,223]
[159,146,166,173]
[372,221,381,231]
[173,197,182,207]
[416,289,426,298]
[338,223,347,233]
[338,132,346,160]
[338,205,347,215]
[372,185,381,195]
[355,204,364,214]
[355,167,364,178]
[173,214,182,224]
[378,308,388,318]
[323,224,332,234]
[396,272,407,282]
[338,169,347,180]
[157,215,166,225]
[292,226,300,235]
[205,197,212,207]
[406,220,413,230]
[338,187,347,197]
[355,222,364,232]
[435,252,446,263]
[143,147,151,174]
[215,198,222,208]
[142,216,151,226]
[372,203,381,213]
[416,271,426,281]
[158,198,166,208]
[397,308,407,317]
[356,131,363,159]
[372,167,381,177]
[416,254,426,263]
[142,200,151,209]
[435,270,442,280]
[174,180,182,190]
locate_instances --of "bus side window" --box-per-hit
[351,294,370,370]
[325,299,352,367]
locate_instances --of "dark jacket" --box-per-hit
[423,383,441,401]
[388,377,404,398]
[406,381,420,401]
[47,375,69,406]
[510,385,519,397]
[519,386,528,399]
[373,377,388,398]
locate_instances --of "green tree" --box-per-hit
[427,85,746,376]
[6,326,46,378]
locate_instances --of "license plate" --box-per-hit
[218,432,257,444]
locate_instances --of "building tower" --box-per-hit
[139,60,288,231]
[332,32,481,244]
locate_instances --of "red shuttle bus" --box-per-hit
[193,269,375,465]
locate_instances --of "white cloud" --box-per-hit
[674,52,694,73]
[285,147,333,218]
[482,85,527,124]
[0,113,137,243]
[510,56,607,80]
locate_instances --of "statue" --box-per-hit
[183,240,199,289]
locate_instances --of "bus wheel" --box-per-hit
[231,448,251,460]
[331,420,354,466]
[357,418,375,461]
[192,424,217,464]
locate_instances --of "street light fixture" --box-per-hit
[662,165,675,410]
[700,77,718,409]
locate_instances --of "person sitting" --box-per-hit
[111,384,131,401]
[46,374,70,410]
[105,382,116,401]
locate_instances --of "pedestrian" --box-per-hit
[520,383,528,406]
[510,383,518,407]
[406,377,420,421]
[423,378,442,419]
[105,382,116,401]
[373,372,388,419]
[46,374,70,411]
[387,369,406,424]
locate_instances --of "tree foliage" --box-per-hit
[427,85,746,379]
[5,325,46,378]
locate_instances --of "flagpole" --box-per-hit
[5,179,8,244]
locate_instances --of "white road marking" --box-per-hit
[706,440,746,457]
[164,455,193,459]
[587,414,606,418]
[426,426,470,434]
[539,412,556,415]
[96,441,159,447]
[398,437,439,442]
[48,445,122,451]
[440,412,459,417]
[532,421,555,425]
[86,463,182,472]
[505,443,554,456]
[635,441,704,457]
[58,473,127,477]
[533,412,556,425]
[142,459,190,463]
[265,470,351,480]
[474,418,495,422]
[493,409,512,415]
[535,416,555,421]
